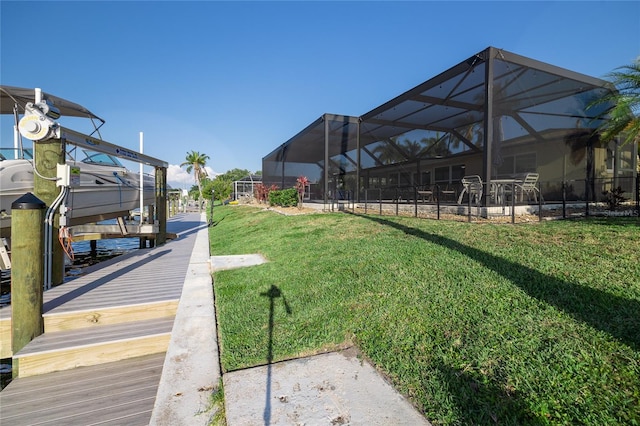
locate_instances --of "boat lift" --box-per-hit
[6,87,170,286]
[57,127,170,245]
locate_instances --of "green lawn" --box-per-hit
[210,205,640,425]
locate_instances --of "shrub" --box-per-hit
[269,188,298,207]
[602,186,627,210]
[255,183,279,204]
[295,176,309,209]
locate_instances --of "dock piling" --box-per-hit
[10,193,46,376]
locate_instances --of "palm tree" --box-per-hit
[591,58,640,146]
[371,138,405,165]
[180,150,210,209]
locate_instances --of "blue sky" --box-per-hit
[1,1,639,188]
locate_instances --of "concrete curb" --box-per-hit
[149,214,220,425]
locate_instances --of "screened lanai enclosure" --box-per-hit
[262,47,638,216]
[232,175,262,201]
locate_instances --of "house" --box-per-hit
[262,47,638,208]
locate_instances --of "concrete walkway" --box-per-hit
[210,254,431,425]
[223,349,430,425]
[149,213,220,425]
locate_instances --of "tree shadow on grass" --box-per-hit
[355,214,640,351]
[434,362,546,425]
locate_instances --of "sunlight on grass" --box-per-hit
[210,205,640,425]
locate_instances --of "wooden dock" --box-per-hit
[0,212,214,425]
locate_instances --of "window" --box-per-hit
[435,166,449,183]
[515,153,536,174]
[435,165,465,183]
[451,164,466,181]
[606,146,615,172]
[421,171,431,185]
[497,153,536,176]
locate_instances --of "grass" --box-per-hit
[209,378,226,426]
[210,205,640,425]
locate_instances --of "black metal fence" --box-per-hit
[344,176,640,223]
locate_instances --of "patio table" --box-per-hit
[490,178,522,205]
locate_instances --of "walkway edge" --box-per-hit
[149,213,220,425]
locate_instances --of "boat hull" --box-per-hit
[1,159,156,237]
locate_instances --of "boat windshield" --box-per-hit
[0,148,34,160]
[79,150,125,167]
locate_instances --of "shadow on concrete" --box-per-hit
[259,285,292,426]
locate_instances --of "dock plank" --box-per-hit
[0,213,207,423]
[0,352,165,426]
[15,317,175,355]
[44,300,179,331]
[0,213,204,357]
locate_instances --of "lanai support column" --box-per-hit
[356,119,361,203]
[482,47,495,207]
[323,114,330,206]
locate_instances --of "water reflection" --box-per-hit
[66,236,140,278]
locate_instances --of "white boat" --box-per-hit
[0,86,157,238]
[0,149,156,237]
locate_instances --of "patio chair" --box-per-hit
[440,184,457,203]
[457,175,483,205]
[509,173,542,203]
[417,185,434,202]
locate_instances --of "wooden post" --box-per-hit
[11,193,46,376]
[33,138,65,286]
[155,166,167,245]
[148,205,155,248]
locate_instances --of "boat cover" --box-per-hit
[0,85,105,124]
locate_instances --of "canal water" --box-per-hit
[0,219,142,307]
[64,235,141,278]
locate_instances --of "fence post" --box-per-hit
[562,181,567,219]
[636,174,640,217]
[585,178,590,217]
[511,185,515,224]
[538,181,542,222]
[379,189,382,216]
[209,190,214,226]
[414,187,418,217]
[364,189,368,214]
[436,184,441,220]
[395,187,399,216]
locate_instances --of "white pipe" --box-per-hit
[44,186,68,290]
[35,87,42,104]
[139,132,144,222]
[13,104,20,159]
[13,125,19,159]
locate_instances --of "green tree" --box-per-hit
[591,59,640,146]
[180,151,210,210]
[207,169,251,202]
[211,177,233,201]
[372,138,405,165]
[216,168,251,182]
[188,184,200,201]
